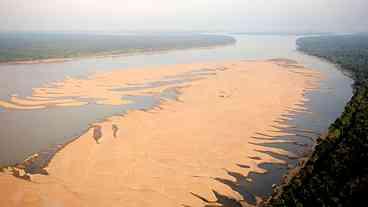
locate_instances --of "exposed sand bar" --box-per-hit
[0,60,320,206]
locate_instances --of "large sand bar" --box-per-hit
[0,60,320,206]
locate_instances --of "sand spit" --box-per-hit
[0,60,320,207]
[0,58,73,65]
[0,63,228,110]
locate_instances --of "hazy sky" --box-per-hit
[1,0,367,33]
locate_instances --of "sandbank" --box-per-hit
[0,60,320,206]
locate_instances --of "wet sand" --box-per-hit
[0,60,320,206]
[0,63,229,110]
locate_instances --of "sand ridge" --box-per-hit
[0,63,228,110]
[0,60,320,207]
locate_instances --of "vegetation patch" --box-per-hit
[0,32,236,63]
[264,34,368,207]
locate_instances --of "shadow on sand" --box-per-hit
[187,99,322,206]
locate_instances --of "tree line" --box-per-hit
[266,34,368,207]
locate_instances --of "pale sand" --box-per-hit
[0,63,226,110]
[0,60,320,207]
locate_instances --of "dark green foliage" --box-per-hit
[0,32,236,62]
[267,34,368,207]
[296,34,368,87]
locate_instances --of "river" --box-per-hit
[0,34,353,200]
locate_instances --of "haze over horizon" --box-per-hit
[1,0,368,33]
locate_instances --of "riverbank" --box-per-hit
[264,34,368,207]
[0,44,236,66]
[0,60,320,206]
[0,33,235,65]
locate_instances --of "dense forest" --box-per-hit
[296,35,368,86]
[0,33,235,63]
[265,34,368,207]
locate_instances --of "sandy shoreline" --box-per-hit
[0,60,320,206]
